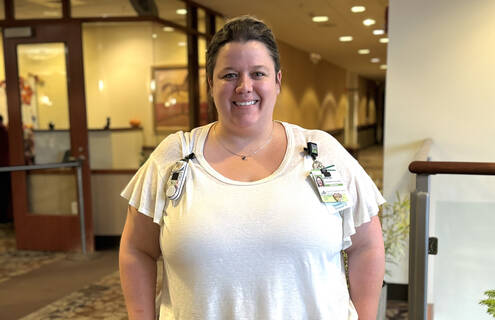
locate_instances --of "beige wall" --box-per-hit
[275,41,376,131]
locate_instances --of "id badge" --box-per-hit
[310,167,351,210]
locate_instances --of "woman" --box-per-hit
[120,16,385,320]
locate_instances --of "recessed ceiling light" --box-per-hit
[339,36,353,42]
[312,16,329,23]
[176,9,187,15]
[363,18,376,26]
[358,49,370,54]
[151,33,157,39]
[351,6,366,13]
[371,58,380,63]
[379,37,389,43]
[163,26,174,32]
[373,29,385,35]
[380,64,387,70]
[178,41,186,47]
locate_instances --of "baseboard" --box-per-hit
[387,283,408,301]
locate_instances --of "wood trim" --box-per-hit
[409,161,495,175]
[66,21,94,252]
[61,0,70,20]
[205,11,218,123]
[4,0,13,21]
[24,168,75,175]
[0,16,209,38]
[181,0,224,17]
[33,127,143,132]
[91,169,137,175]
[205,11,216,36]
[187,3,200,129]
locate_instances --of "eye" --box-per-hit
[252,71,266,78]
[221,73,237,80]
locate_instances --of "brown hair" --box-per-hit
[206,15,281,83]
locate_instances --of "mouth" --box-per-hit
[233,100,259,107]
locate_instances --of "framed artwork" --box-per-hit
[152,66,208,132]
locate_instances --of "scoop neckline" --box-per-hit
[194,121,293,186]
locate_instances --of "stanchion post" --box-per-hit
[76,161,87,254]
[409,174,430,320]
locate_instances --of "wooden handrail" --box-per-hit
[409,161,495,175]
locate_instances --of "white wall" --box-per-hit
[384,0,495,318]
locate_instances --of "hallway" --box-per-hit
[0,145,407,320]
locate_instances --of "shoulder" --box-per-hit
[283,122,351,160]
[283,121,363,178]
[148,125,208,171]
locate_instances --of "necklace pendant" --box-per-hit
[241,156,247,160]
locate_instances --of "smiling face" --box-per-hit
[209,40,282,131]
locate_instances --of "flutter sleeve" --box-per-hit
[120,157,168,225]
[342,161,386,250]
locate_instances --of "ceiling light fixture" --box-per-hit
[363,18,376,26]
[178,41,186,47]
[351,6,366,13]
[176,9,187,15]
[380,64,387,70]
[151,33,157,39]
[312,16,329,23]
[371,58,380,63]
[379,37,389,43]
[373,29,385,35]
[358,49,370,54]
[163,26,174,32]
[339,36,353,42]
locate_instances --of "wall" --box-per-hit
[275,41,377,131]
[83,22,157,145]
[384,0,495,318]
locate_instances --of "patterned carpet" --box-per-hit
[0,224,66,284]
[20,271,128,320]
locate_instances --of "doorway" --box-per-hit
[3,23,93,252]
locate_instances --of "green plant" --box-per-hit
[480,290,495,318]
[380,192,410,274]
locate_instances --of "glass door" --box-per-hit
[3,23,93,252]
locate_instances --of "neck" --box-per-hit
[214,120,274,146]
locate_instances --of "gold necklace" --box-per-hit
[213,123,274,160]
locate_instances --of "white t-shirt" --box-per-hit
[121,121,385,320]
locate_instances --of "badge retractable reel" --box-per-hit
[305,142,349,209]
[166,153,195,201]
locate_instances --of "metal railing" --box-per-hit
[408,160,495,320]
[0,161,87,254]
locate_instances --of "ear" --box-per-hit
[207,77,213,90]
[276,70,282,94]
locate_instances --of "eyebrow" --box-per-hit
[217,65,270,74]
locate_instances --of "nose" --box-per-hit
[235,73,253,94]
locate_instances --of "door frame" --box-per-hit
[3,22,93,252]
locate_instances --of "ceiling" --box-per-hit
[193,0,389,81]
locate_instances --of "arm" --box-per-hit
[345,215,385,320]
[119,205,161,320]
